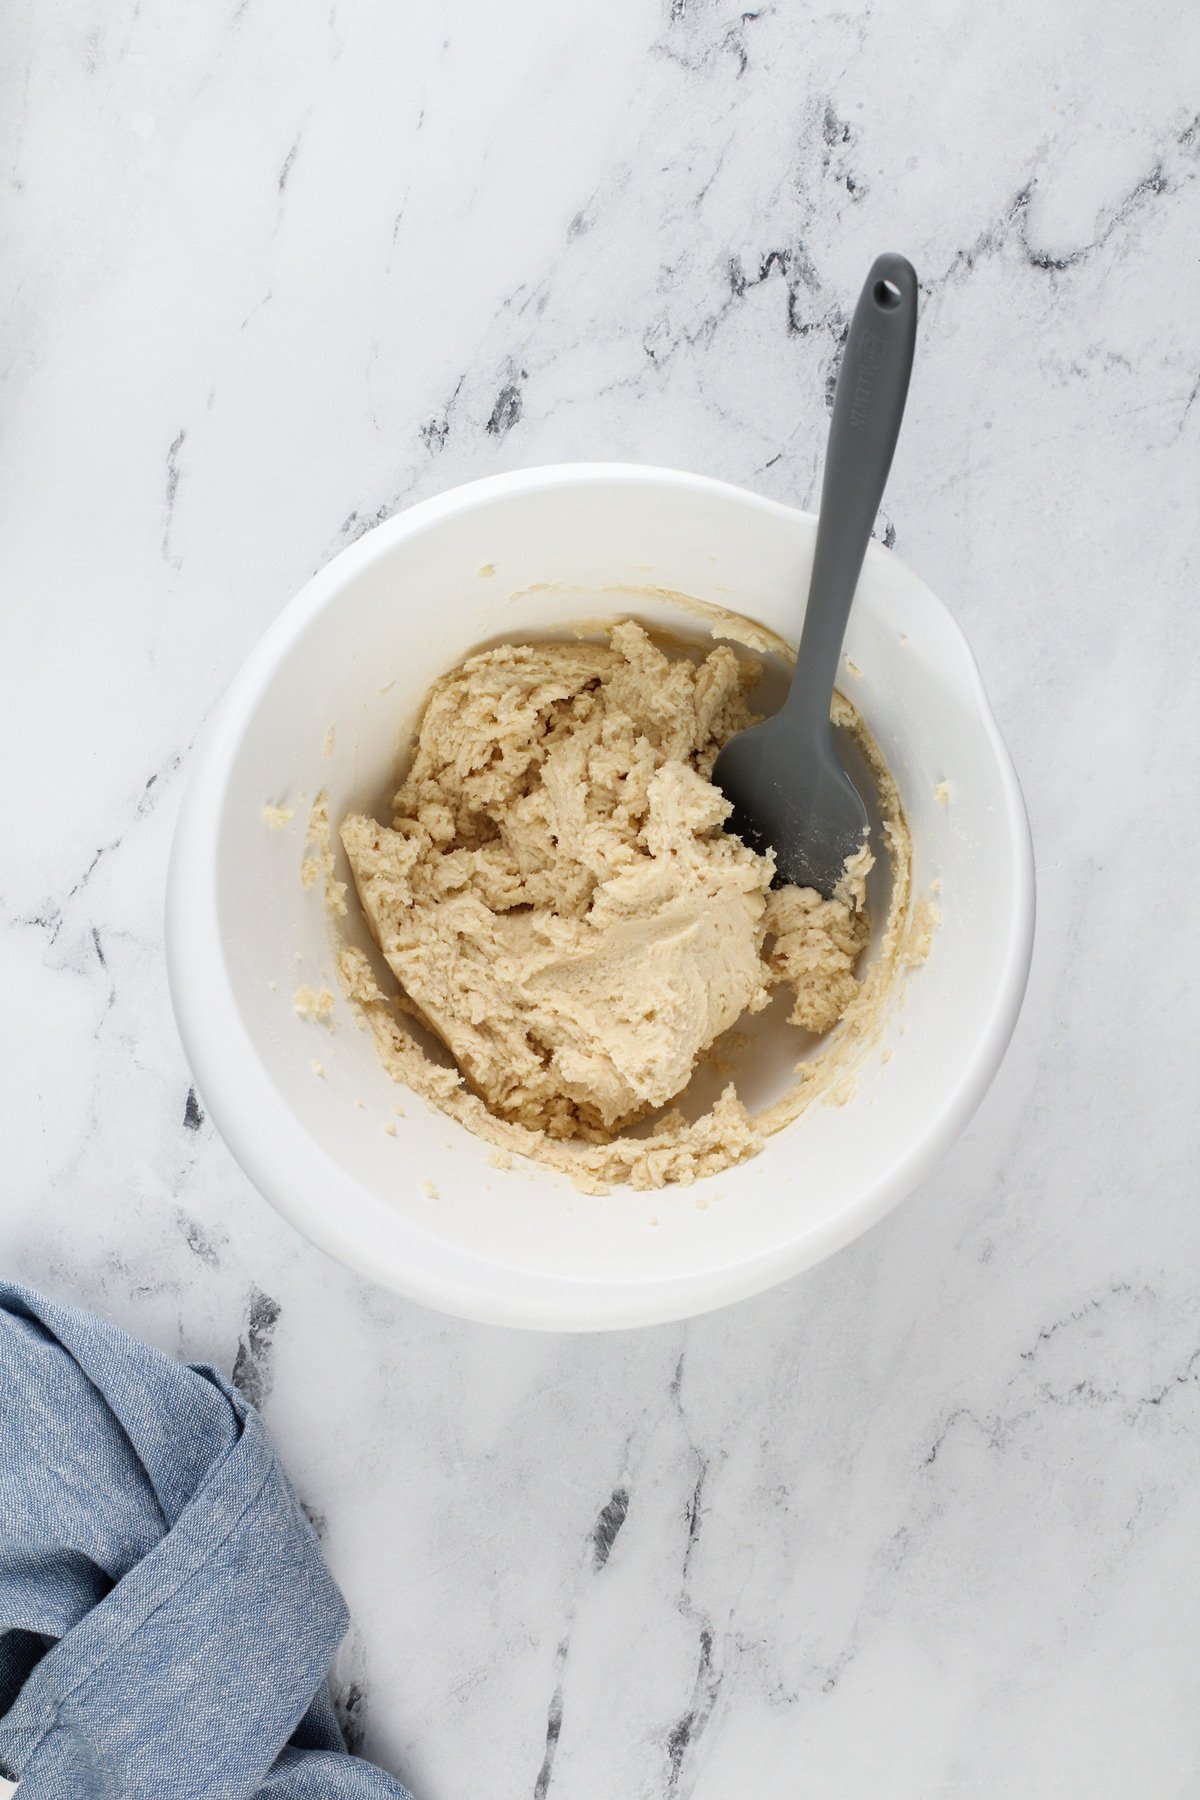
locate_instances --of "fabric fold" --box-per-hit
[0,1282,411,1800]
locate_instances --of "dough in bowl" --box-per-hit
[338,620,909,1191]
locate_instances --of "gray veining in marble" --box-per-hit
[2,1,1198,1795]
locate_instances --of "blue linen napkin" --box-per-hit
[0,1282,412,1799]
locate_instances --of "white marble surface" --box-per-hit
[3,2,1199,1794]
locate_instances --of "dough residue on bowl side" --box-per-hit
[301,791,348,917]
[293,984,336,1024]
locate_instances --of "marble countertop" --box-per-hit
[3,2,1198,1794]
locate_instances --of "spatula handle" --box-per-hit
[788,253,918,724]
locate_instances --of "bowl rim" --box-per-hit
[166,461,1036,1331]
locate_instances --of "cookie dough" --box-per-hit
[337,620,907,1189]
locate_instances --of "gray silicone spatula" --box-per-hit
[713,252,918,895]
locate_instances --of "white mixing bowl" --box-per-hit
[167,465,1034,1330]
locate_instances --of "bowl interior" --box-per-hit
[171,468,1030,1328]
